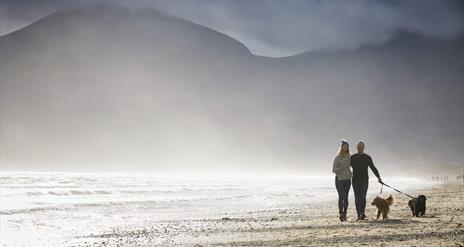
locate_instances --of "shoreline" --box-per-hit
[70,182,464,246]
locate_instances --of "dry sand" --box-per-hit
[72,182,464,247]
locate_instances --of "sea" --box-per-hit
[0,172,438,246]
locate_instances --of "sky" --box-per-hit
[1,0,463,57]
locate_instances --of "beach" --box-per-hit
[69,180,463,247]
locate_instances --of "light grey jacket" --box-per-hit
[332,154,353,181]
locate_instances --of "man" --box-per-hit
[350,141,382,221]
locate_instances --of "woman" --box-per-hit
[332,139,352,222]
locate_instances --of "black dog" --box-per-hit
[408,195,427,217]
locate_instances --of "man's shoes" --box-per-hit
[360,213,366,220]
[356,213,366,221]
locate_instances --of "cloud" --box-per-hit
[1,0,463,56]
[148,0,464,56]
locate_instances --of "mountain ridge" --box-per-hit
[2,4,462,60]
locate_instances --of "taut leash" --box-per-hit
[380,182,415,199]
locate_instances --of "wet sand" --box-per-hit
[71,182,464,247]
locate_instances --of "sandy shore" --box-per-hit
[72,182,464,247]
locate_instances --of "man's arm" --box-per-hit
[368,156,382,183]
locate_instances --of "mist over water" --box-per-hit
[0,4,462,175]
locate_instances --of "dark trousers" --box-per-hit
[335,177,351,215]
[352,178,369,217]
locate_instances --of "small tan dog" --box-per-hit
[371,195,394,220]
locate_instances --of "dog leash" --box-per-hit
[380,182,415,199]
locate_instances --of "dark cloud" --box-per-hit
[1,0,463,56]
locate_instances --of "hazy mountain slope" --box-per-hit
[1,5,462,173]
[264,31,463,171]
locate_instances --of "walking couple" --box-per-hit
[332,139,382,222]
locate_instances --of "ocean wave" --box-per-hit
[26,192,43,196]
[2,190,115,197]
[94,190,112,194]
[1,206,63,215]
[0,200,162,215]
[3,188,222,197]
[0,193,264,215]
[47,190,113,196]
[2,185,80,189]
[215,194,253,200]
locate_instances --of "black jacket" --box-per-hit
[350,153,380,181]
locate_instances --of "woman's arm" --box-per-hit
[332,157,339,173]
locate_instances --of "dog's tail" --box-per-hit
[386,195,394,205]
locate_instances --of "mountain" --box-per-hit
[1,4,463,174]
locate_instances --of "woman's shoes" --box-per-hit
[339,213,347,222]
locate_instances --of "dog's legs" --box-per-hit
[383,209,388,220]
[376,209,381,220]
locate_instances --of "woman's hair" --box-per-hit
[337,141,350,157]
